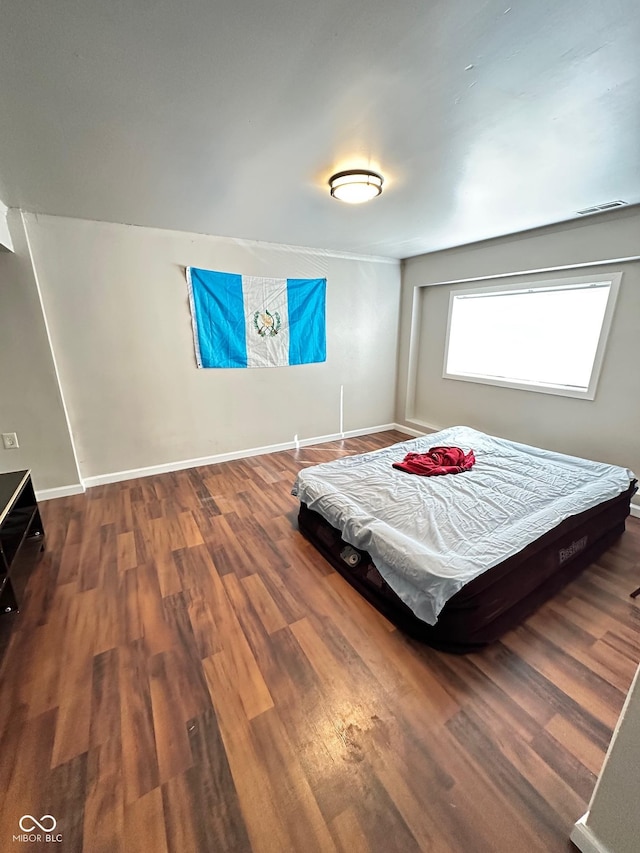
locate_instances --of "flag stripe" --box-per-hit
[287,278,327,365]
[243,276,290,368]
[189,269,247,368]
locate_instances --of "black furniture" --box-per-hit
[0,470,44,614]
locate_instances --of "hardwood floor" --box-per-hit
[0,430,639,852]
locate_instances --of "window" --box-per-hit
[443,273,621,399]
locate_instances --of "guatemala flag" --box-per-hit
[186,267,326,369]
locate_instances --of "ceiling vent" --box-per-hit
[576,200,628,215]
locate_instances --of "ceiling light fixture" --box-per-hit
[328,169,384,204]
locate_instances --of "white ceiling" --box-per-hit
[1,0,638,259]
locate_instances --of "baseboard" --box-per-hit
[392,423,428,438]
[570,815,613,853]
[394,419,441,436]
[297,423,398,448]
[343,423,398,439]
[83,443,297,487]
[82,423,400,488]
[44,430,640,503]
[35,483,86,501]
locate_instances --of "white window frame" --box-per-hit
[442,272,621,400]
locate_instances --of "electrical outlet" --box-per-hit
[2,433,19,450]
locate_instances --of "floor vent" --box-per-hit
[577,200,628,215]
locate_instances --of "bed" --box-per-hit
[293,426,637,653]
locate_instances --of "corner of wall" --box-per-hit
[0,209,83,493]
[570,815,613,853]
[0,199,14,252]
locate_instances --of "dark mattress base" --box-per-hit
[297,482,637,654]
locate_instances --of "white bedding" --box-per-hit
[292,426,635,625]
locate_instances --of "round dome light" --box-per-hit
[329,169,384,204]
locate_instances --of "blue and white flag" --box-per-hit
[186,267,326,369]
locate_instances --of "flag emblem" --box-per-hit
[186,267,326,369]
[254,310,281,338]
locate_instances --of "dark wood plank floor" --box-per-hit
[0,430,639,852]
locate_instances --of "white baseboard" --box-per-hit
[36,430,640,511]
[35,483,86,501]
[342,423,398,439]
[392,423,428,437]
[570,815,613,853]
[297,423,398,448]
[394,419,442,436]
[82,423,400,489]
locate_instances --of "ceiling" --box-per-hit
[1,0,638,259]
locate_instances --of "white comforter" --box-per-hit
[292,426,634,625]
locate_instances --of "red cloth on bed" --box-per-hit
[392,446,476,477]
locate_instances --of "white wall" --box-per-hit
[572,665,640,853]
[0,210,80,491]
[23,213,400,481]
[0,199,13,252]
[396,206,640,482]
